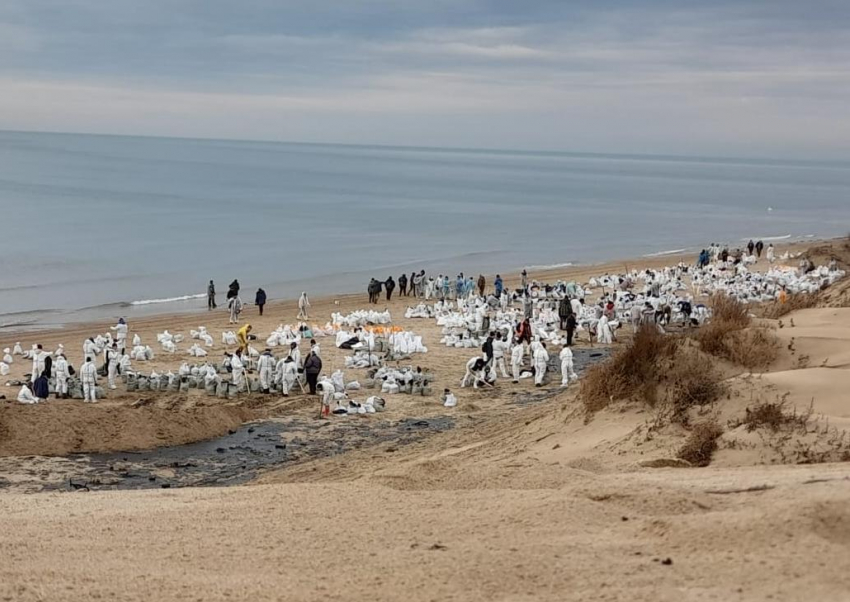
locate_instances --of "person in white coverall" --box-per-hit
[492,332,510,378]
[230,349,246,392]
[106,343,120,389]
[18,382,40,404]
[277,356,298,396]
[533,342,549,387]
[111,318,128,351]
[510,342,525,383]
[297,292,311,320]
[81,357,98,402]
[461,356,487,389]
[257,349,275,394]
[597,315,613,345]
[559,346,578,386]
[54,353,70,398]
[31,345,50,384]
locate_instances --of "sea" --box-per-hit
[2,129,849,331]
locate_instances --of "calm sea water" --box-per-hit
[1,130,849,329]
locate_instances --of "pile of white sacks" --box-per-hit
[157,330,184,353]
[331,310,392,328]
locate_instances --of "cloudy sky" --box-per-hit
[1,0,849,158]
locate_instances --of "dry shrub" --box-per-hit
[582,328,724,421]
[677,420,724,467]
[759,292,820,319]
[695,294,779,369]
[662,350,725,424]
[730,397,812,433]
[580,325,674,413]
[708,293,750,328]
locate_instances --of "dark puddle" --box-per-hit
[40,416,455,492]
[511,347,611,406]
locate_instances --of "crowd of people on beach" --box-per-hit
[4,239,845,409]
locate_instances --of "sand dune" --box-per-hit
[1,240,849,601]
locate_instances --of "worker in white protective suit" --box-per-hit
[460,356,488,389]
[106,343,120,390]
[81,356,98,402]
[54,352,70,399]
[510,341,525,383]
[297,292,311,320]
[533,342,550,387]
[276,356,298,396]
[228,295,243,324]
[17,382,40,404]
[559,346,578,386]
[111,318,128,350]
[31,345,50,384]
[83,338,99,366]
[288,341,302,370]
[257,349,275,394]
[766,244,775,264]
[492,332,510,379]
[230,349,246,392]
[441,388,457,408]
[597,315,613,345]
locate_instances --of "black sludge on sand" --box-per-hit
[42,416,456,492]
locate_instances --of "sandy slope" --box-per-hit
[2,240,849,601]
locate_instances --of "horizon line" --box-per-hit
[2,127,849,170]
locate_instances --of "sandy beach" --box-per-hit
[1,238,849,601]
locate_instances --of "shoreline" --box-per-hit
[0,236,827,336]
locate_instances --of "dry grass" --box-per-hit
[708,293,750,328]
[662,350,725,425]
[677,420,724,467]
[581,327,724,422]
[759,293,820,319]
[695,295,779,369]
[580,326,674,414]
[728,396,812,433]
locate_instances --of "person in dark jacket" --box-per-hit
[558,297,571,330]
[494,275,504,297]
[477,274,486,297]
[755,240,764,258]
[566,313,577,347]
[747,240,755,256]
[208,280,216,310]
[33,371,50,400]
[304,351,323,395]
[482,333,494,365]
[385,277,396,301]
[255,288,267,316]
[398,273,408,297]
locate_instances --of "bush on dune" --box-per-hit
[580,326,674,414]
[677,420,724,467]
[581,327,724,422]
[759,292,821,319]
[696,295,779,370]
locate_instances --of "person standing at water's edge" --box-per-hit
[297,292,310,320]
[228,294,243,324]
[398,273,408,297]
[255,288,267,316]
[385,276,395,301]
[207,280,216,310]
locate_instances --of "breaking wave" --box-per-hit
[130,294,206,306]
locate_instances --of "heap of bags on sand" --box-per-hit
[360,366,434,396]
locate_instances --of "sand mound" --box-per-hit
[0,399,255,456]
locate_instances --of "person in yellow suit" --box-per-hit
[237,324,253,351]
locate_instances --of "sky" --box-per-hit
[1,0,849,158]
